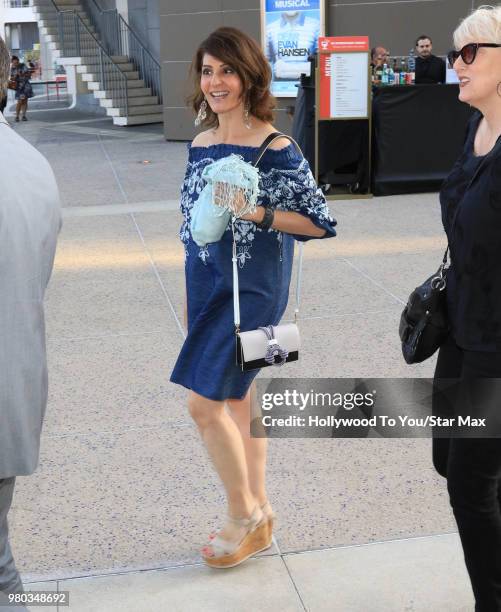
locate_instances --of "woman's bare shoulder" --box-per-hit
[191,129,214,147]
[267,135,294,151]
[258,124,294,151]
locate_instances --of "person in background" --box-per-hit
[414,35,446,84]
[433,5,501,610]
[0,35,61,602]
[10,56,33,122]
[370,46,390,70]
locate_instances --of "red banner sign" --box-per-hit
[318,36,370,120]
[318,36,369,53]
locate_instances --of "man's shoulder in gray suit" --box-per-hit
[0,112,62,479]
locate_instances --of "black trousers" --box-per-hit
[433,336,501,612]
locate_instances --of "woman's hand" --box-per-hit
[214,186,324,236]
[241,206,265,223]
[213,184,249,216]
[213,184,265,221]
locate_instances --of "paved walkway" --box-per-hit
[4,106,475,611]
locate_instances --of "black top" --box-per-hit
[415,55,446,84]
[440,111,501,351]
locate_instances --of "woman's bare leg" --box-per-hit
[15,100,22,119]
[188,391,260,545]
[227,382,268,506]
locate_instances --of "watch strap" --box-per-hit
[256,206,274,230]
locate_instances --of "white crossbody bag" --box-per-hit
[233,133,304,372]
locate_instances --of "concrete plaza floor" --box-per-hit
[4,104,475,611]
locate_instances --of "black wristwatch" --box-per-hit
[256,206,274,230]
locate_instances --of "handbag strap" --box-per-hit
[252,131,302,167]
[232,132,304,333]
[232,224,303,331]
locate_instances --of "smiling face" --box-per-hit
[416,38,432,58]
[454,45,501,107]
[200,53,244,118]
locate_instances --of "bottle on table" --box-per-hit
[382,63,389,85]
[407,48,416,84]
[400,58,407,84]
[389,65,395,85]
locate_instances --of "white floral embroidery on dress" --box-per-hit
[180,158,215,265]
[198,245,210,264]
[179,157,333,269]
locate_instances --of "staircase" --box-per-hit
[32,0,163,126]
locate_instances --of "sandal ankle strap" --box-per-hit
[260,501,276,519]
[205,505,264,559]
[227,505,262,528]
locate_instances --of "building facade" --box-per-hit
[115,0,160,60]
[0,1,49,78]
[159,0,483,140]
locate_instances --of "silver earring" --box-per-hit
[195,99,207,127]
[244,105,252,130]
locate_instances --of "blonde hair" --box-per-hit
[0,36,10,91]
[454,5,501,49]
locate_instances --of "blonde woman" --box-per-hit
[433,5,501,610]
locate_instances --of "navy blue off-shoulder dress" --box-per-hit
[170,142,337,401]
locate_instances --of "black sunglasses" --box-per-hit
[447,43,501,68]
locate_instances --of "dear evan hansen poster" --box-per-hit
[262,0,324,97]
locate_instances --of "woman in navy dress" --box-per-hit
[170,27,336,568]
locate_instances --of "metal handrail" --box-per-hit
[39,0,128,115]
[80,0,162,104]
[117,14,162,104]
[80,0,119,58]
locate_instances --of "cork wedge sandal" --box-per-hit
[202,506,269,569]
[260,500,276,536]
[207,500,275,547]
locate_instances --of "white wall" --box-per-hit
[0,4,59,80]
[115,0,159,59]
[0,3,37,47]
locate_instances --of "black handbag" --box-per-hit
[399,149,489,364]
[399,250,449,364]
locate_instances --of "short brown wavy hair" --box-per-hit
[188,27,276,128]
